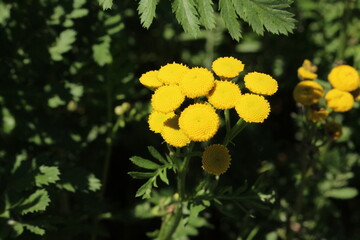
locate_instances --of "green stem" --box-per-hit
[224,109,231,134]
[157,143,194,240]
[223,118,248,146]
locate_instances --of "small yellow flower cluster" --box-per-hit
[294,60,359,116]
[293,60,360,140]
[139,57,278,175]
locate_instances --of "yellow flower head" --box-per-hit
[179,103,220,142]
[207,80,242,109]
[202,144,231,175]
[244,72,278,96]
[148,111,175,133]
[306,108,329,122]
[161,115,191,147]
[297,59,318,80]
[212,57,245,79]
[328,65,360,92]
[151,85,185,113]
[158,62,189,85]
[180,67,215,98]
[325,122,342,141]
[293,80,324,105]
[139,70,163,88]
[235,94,270,123]
[325,89,354,112]
[297,67,318,80]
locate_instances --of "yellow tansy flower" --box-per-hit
[328,65,360,92]
[161,115,191,147]
[179,67,215,98]
[293,81,324,105]
[235,94,270,123]
[212,57,245,79]
[202,144,231,175]
[325,122,342,140]
[139,70,163,88]
[297,67,318,80]
[306,108,329,122]
[244,72,278,96]
[207,80,242,109]
[179,103,220,142]
[158,62,189,85]
[325,89,354,112]
[148,111,175,133]
[151,85,185,113]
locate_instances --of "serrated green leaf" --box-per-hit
[219,0,241,41]
[135,179,153,199]
[130,156,160,170]
[99,0,113,10]
[196,0,216,30]
[49,29,77,61]
[92,36,113,66]
[18,189,50,215]
[325,187,358,199]
[138,0,159,28]
[128,171,155,179]
[88,174,101,192]
[158,169,169,185]
[232,0,295,36]
[23,224,45,236]
[35,166,60,187]
[148,146,167,164]
[172,0,200,37]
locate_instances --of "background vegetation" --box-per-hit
[0,0,359,239]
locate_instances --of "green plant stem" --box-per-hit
[157,143,194,240]
[223,118,248,146]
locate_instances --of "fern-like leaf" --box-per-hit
[172,0,200,37]
[138,0,159,29]
[98,0,113,10]
[196,0,216,30]
[232,0,295,35]
[219,0,242,41]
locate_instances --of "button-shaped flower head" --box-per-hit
[158,62,189,85]
[148,111,175,133]
[293,80,324,105]
[235,94,270,123]
[325,89,354,112]
[328,65,359,92]
[139,70,163,89]
[207,80,242,109]
[202,144,231,175]
[179,67,215,98]
[179,103,220,142]
[212,57,244,79]
[151,85,185,113]
[161,115,191,147]
[244,72,278,96]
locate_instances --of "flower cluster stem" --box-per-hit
[157,143,194,240]
[223,118,248,146]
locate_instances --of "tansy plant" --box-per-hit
[130,56,278,239]
[288,60,360,237]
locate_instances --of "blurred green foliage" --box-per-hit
[0,0,359,239]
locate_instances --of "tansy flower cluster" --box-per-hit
[293,60,360,139]
[139,57,278,175]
